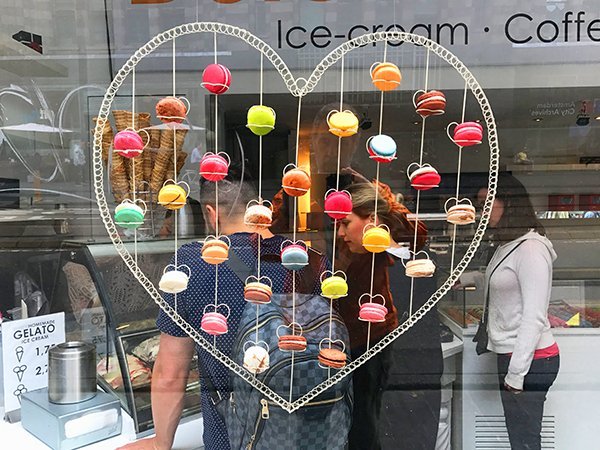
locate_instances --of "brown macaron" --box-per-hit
[282,168,311,197]
[318,348,347,369]
[415,90,446,117]
[244,282,272,304]
[278,335,307,352]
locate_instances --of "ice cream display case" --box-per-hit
[83,240,201,434]
[0,240,200,434]
[437,235,600,331]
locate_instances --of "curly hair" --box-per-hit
[346,182,427,251]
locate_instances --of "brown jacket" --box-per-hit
[338,251,398,354]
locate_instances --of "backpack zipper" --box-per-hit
[236,315,344,355]
[246,394,346,450]
[245,355,313,449]
[267,395,344,408]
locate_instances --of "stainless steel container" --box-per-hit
[48,341,97,404]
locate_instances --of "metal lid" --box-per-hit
[49,341,95,359]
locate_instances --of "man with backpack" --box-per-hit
[119,180,350,450]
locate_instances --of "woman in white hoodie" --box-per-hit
[481,173,560,450]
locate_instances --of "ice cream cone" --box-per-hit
[150,147,173,194]
[175,129,188,150]
[111,151,130,202]
[160,129,175,151]
[176,151,188,174]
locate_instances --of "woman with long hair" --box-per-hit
[337,181,442,450]
[480,173,560,450]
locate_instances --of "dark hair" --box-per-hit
[346,182,427,251]
[492,173,545,243]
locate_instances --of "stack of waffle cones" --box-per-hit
[92,110,189,204]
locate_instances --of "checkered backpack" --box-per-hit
[223,248,353,450]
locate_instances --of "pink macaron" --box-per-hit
[324,190,353,220]
[201,312,228,335]
[201,63,232,95]
[199,152,229,182]
[451,121,483,147]
[359,302,388,322]
[113,129,144,158]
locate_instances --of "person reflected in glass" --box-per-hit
[336,181,442,450]
[480,173,560,450]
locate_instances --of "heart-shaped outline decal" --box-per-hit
[92,22,499,413]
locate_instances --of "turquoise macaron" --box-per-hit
[281,244,309,271]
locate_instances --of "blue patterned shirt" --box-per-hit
[157,232,326,450]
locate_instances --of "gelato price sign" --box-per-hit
[1,313,65,415]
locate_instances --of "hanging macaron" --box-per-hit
[370,62,402,91]
[366,134,397,163]
[114,199,146,229]
[358,294,388,323]
[201,235,231,265]
[199,152,230,182]
[157,180,189,210]
[113,128,148,158]
[244,276,273,304]
[244,200,273,228]
[158,264,191,294]
[201,63,232,94]
[403,251,436,278]
[324,189,353,220]
[201,304,230,335]
[277,324,307,352]
[155,96,190,124]
[447,121,483,147]
[413,90,446,117]
[362,224,391,253]
[320,271,348,299]
[318,339,347,369]
[445,198,476,225]
[280,240,309,271]
[327,110,359,137]
[243,341,270,374]
[246,105,276,136]
[281,164,311,197]
[407,163,441,191]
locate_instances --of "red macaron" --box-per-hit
[324,190,353,220]
[407,164,441,191]
[199,152,229,182]
[201,63,232,95]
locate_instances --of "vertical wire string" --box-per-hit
[409,48,430,316]
[450,81,469,272]
[327,53,345,357]
[131,67,138,267]
[288,94,303,402]
[255,234,261,345]
[171,37,179,277]
[366,42,388,351]
[254,51,265,347]
[172,38,176,98]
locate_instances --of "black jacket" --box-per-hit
[386,254,444,389]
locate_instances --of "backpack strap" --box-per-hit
[227,246,254,283]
